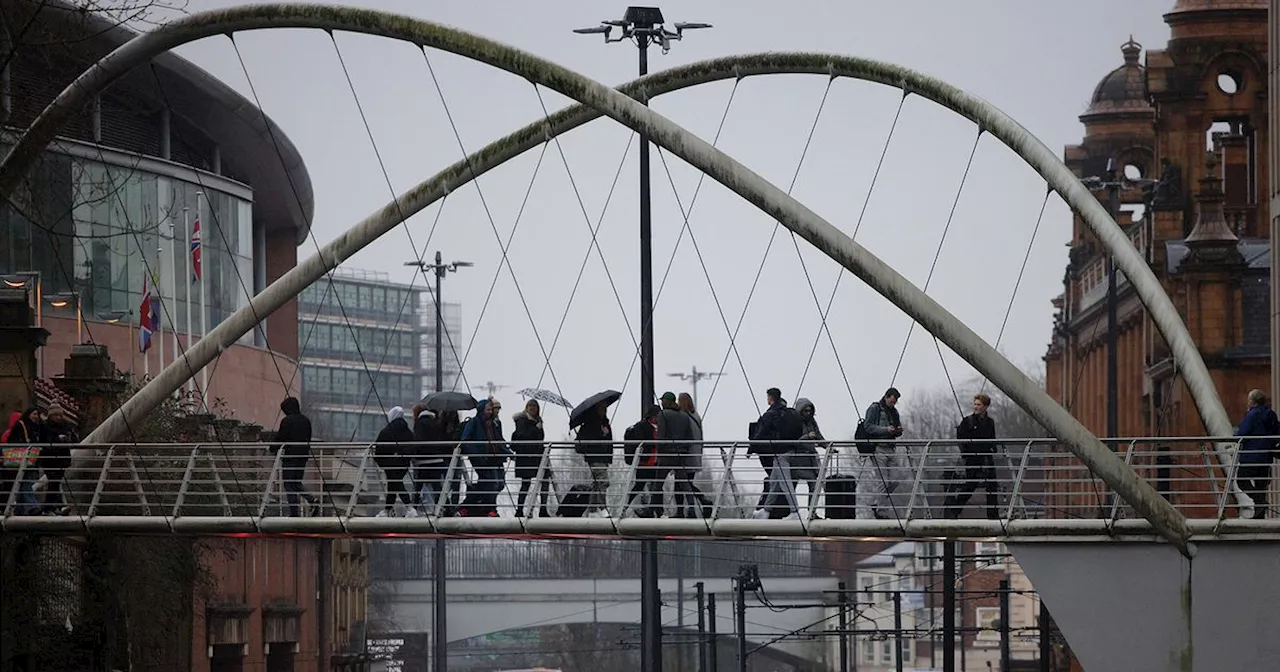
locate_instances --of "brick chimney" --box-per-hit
[0,287,49,419]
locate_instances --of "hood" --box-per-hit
[474,398,489,419]
[418,408,437,421]
[514,410,539,423]
[387,406,405,423]
[6,412,21,429]
[280,396,302,415]
[20,407,40,425]
[795,398,814,415]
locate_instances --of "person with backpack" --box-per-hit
[750,387,806,520]
[1234,388,1279,517]
[861,387,905,520]
[622,404,664,517]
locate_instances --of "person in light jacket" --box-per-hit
[861,388,904,520]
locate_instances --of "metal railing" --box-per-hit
[0,437,1274,536]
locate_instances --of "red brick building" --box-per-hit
[1043,0,1270,515]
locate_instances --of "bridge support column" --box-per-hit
[1009,541,1280,671]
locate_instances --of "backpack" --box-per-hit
[778,407,805,442]
[623,420,653,465]
[853,420,874,455]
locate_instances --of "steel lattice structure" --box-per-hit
[0,4,1245,552]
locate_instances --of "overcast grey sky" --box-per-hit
[170,0,1172,441]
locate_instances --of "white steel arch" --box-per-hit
[0,5,1198,550]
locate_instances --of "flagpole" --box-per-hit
[197,191,208,396]
[183,205,193,395]
[142,273,150,379]
[157,238,165,374]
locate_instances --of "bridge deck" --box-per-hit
[1,437,1269,536]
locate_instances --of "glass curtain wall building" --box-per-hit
[1,150,256,344]
[298,267,462,441]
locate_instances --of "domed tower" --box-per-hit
[1049,39,1156,435]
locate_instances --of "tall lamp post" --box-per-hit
[666,365,724,408]
[575,11,709,671]
[405,251,472,672]
[46,292,83,343]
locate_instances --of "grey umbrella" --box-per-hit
[569,389,622,428]
[517,387,573,409]
[421,391,478,413]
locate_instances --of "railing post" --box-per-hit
[904,441,933,520]
[1108,440,1138,525]
[88,446,115,517]
[259,448,284,518]
[172,445,201,517]
[436,443,463,517]
[808,441,838,522]
[526,440,554,517]
[206,454,232,516]
[710,443,740,520]
[1004,440,1035,521]
[126,454,152,516]
[1215,439,1244,524]
[345,445,372,518]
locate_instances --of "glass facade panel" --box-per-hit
[0,147,256,345]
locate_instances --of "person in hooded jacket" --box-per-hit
[272,397,312,517]
[376,406,414,515]
[40,403,78,514]
[410,405,445,512]
[792,398,824,518]
[512,399,552,518]
[458,398,512,516]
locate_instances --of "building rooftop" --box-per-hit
[856,541,916,568]
[1082,38,1154,121]
[4,0,314,243]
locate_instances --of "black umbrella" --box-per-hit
[569,389,622,428]
[421,391,478,413]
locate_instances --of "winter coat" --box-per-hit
[956,412,997,462]
[40,418,78,474]
[657,407,698,466]
[863,401,901,449]
[575,417,614,465]
[510,411,546,472]
[1235,404,1280,464]
[273,397,312,459]
[375,407,414,470]
[460,399,512,469]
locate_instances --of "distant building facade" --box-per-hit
[853,541,1041,671]
[298,267,461,441]
[1042,0,1270,513]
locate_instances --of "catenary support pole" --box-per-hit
[37,8,1198,547]
[838,581,850,672]
[999,578,1011,672]
[944,541,956,672]
[894,589,904,672]
[736,572,748,672]
[708,591,718,672]
[696,581,707,672]
[642,537,661,672]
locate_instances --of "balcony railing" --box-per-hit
[0,437,1272,536]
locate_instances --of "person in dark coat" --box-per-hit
[272,396,312,517]
[375,406,414,515]
[512,399,552,518]
[574,402,614,518]
[942,393,1000,519]
[410,405,445,512]
[40,403,78,514]
[458,398,512,517]
[657,392,698,517]
[623,404,663,517]
[3,407,42,515]
[1235,388,1279,516]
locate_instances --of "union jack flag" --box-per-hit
[138,273,158,352]
[191,216,202,283]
